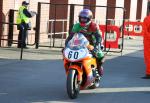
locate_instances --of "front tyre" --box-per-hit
[67,69,80,99]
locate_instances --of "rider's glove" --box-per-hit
[87,45,94,51]
[91,47,98,57]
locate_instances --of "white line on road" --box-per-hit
[81,87,150,93]
[0,93,8,95]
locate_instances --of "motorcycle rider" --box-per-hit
[65,9,104,77]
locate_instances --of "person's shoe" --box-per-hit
[142,74,150,79]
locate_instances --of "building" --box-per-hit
[0,0,149,46]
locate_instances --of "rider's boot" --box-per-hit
[96,57,105,77]
[97,66,103,76]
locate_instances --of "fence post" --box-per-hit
[69,4,75,33]
[52,4,57,47]
[0,0,3,47]
[8,9,14,47]
[104,6,109,51]
[35,2,41,49]
[120,8,126,55]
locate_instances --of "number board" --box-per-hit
[64,48,88,61]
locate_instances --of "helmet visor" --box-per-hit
[79,16,89,23]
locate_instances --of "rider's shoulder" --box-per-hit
[72,23,80,31]
[89,21,99,32]
[72,23,80,29]
[73,23,80,26]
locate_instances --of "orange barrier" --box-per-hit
[99,25,120,48]
[124,21,143,36]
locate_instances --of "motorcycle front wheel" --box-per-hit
[67,69,80,99]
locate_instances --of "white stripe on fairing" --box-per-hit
[95,0,107,25]
[130,0,138,21]
[141,0,148,21]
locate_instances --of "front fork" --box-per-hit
[63,59,96,89]
[68,65,83,83]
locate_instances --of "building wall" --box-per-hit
[30,0,50,44]
[124,0,148,21]
[1,0,50,45]
[68,0,84,23]
[136,0,143,20]
[49,0,68,33]
[115,0,124,26]
[97,0,148,23]
[2,0,16,37]
[95,0,107,24]
[107,0,116,20]
[84,0,96,18]
[0,0,149,46]
[96,0,124,25]
[141,0,148,21]
[1,0,149,30]
[124,0,131,20]
[0,0,3,46]
[130,0,138,21]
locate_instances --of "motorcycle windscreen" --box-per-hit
[67,33,89,50]
[64,33,91,61]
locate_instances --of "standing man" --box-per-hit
[142,3,150,79]
[16,1,36,48]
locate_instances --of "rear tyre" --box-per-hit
[67,69,80,99]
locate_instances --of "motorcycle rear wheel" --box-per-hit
[67,69,80,99]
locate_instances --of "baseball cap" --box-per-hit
[22,1,29,5]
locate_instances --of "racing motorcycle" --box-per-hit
[62,33,104,99]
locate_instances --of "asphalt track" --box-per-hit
[0,37,150,103]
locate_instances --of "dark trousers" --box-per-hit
[17,23,28,48]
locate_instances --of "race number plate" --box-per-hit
[64,48,88,61]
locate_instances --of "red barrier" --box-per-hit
[124,21,143,36]
[99,25,120,48]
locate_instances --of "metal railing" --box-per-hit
[0,21,24,60]
[34,2,125,54]
[46,19,68,47]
